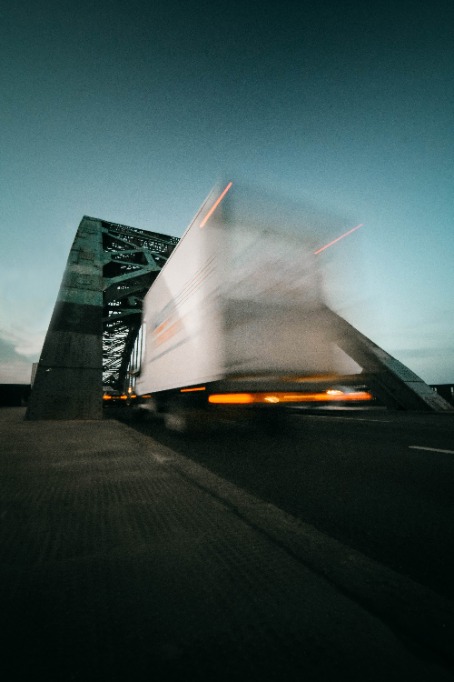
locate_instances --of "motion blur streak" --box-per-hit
[180,386,206,392]
[208,391,373,404]
[199,182,233,227]
[314,223,364,255]
[208,393,255,404]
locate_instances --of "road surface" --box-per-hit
[125,408,454,600]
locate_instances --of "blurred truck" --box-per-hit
[134,182,371,431]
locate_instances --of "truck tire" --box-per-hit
[163,402,207,435]
[163,409,190,433]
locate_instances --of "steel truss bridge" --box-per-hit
[26,215,452,419]
[26,217,178,419]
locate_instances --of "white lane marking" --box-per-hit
[409,446,454,454]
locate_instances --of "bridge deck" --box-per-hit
[0,408,451,681]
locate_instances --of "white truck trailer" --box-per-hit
[134,182,369,431]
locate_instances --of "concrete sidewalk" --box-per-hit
[0,408,452,681]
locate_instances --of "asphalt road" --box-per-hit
[122,408,454,600]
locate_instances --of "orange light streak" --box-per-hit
[180,386,206,393]
[208,391,373,404]
[314,223,364,255]
[199,182,233,227]
[208,393,255,404]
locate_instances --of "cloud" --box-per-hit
[0,327,44,357]
[0,337,38,384]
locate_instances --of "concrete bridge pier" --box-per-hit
[26,218,104,420]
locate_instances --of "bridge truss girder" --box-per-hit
[101,221,178,391]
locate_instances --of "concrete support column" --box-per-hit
[26,218,104,420]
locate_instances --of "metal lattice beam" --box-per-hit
[101,219,178,391]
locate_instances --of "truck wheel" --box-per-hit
[164,409,190,433]
[163,403,209,435]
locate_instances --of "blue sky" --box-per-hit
[1,0,453,384]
